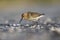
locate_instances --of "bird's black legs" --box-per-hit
[35,22,39,32]
[32,21,39,32]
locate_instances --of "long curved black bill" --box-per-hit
[19,18,23,24]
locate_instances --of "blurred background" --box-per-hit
[0,0,60,24]
[0,0,60,40]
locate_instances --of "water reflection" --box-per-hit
[0,23,60,40]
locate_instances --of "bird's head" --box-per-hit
[19,12,29,23]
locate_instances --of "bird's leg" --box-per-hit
[32,21,38,25]
[33,21,39,29]
[34,21,39,32]
[35,21,39,25]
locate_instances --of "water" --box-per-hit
[0,29,51,40]
[0,28,60,40]
[0,22,60,40]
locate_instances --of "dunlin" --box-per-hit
[19,11,45,24]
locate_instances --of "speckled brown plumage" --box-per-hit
[19,11,45,23]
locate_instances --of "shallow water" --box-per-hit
[0,29,60,40]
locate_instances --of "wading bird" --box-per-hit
[19,11,45,25]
